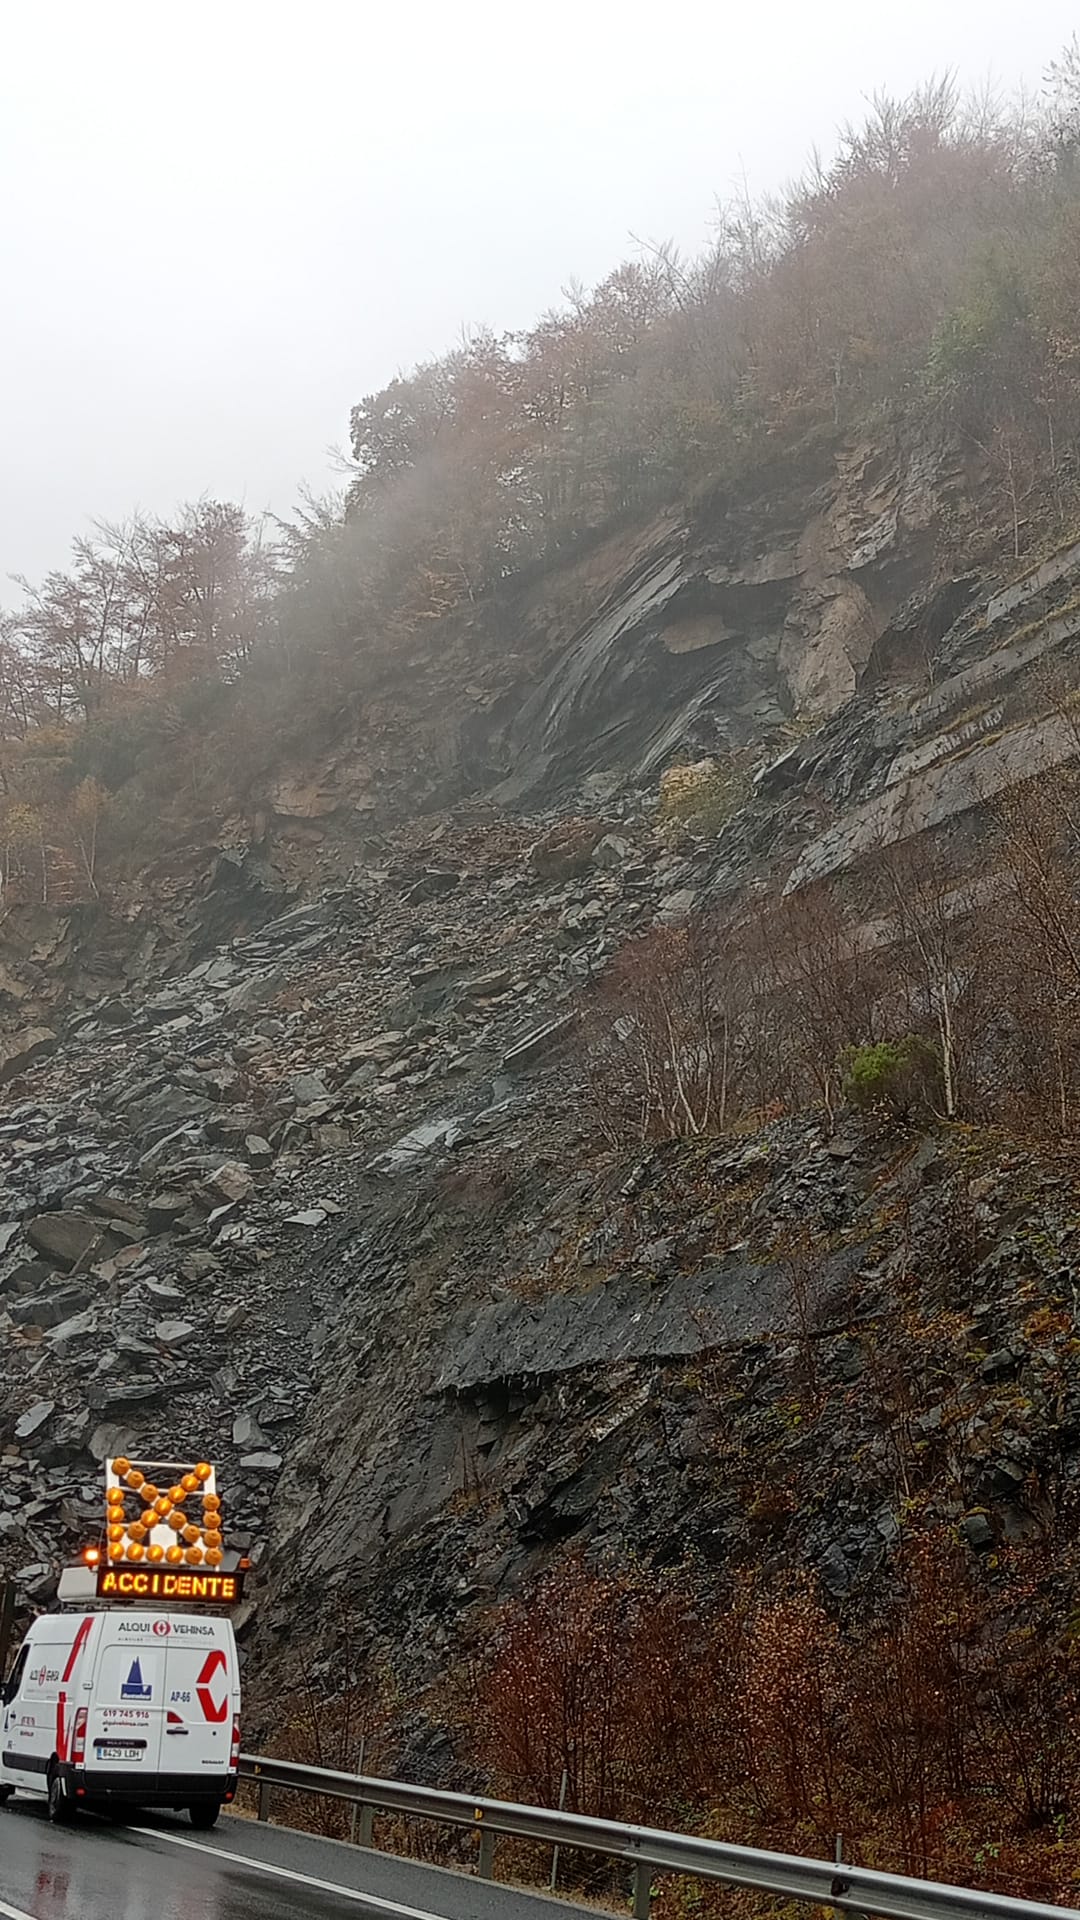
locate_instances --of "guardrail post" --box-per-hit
[477,1826,496,1879]
[550,1766,568,1892]
[348,1741,367,1845]
[257,1779,272,1823]
[631,1861,651,1918]
[357,1803,374,1849]
[831,1834,869,1920]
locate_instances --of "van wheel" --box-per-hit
[47,1768,75,1825]
[189,1802,220,1830]
[0,1787,13,1806]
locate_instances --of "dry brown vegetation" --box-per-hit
[458,1539,1080,1912]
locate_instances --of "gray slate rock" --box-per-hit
[14,1400,55,1441]
[7,1286,91,1331]
[225,966,287,1014]
[204,1162,253,1206]
[146,1192,192,1233]
[144,1278,185,1303]
[591,834,633,869]
[961,1512,995,1551]
[47,1307,101,1350]
[26,1212,101,1272]
[88,1423,138,1462]
[154,1319,196,1348]
[290,1072,332,1108]
[501,1013,576,1073]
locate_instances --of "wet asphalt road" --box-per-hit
[0,1798,599,1919]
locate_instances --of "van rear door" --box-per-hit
[161,1620,235,1782]
[3,1631,69,1789]
[83,1617,167,1783]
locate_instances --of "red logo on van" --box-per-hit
[62,1617,94,1683]
[152,1620,171,1637]
[196,1650,229,1723]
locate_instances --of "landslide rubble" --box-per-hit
[0,789,739,1615]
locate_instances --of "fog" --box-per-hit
[1,0,1075,585]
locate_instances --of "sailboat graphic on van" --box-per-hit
[120,1659,152,1701]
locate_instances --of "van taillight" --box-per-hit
[72,1708,88,1767]
[230,1715,241,1765]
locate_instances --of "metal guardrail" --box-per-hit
[237,1752,1080,1920]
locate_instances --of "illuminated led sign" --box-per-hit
[95,1566,245,1605]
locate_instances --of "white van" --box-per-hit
[0,1608,240,1827]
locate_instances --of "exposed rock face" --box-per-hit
[468,428,962,811]
[779,574,880,711]
[784,585,1080,891]
[434,1246,865,1393]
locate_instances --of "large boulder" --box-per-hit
[0,1026,57,1084]
[528,820,606,881]
[7,1285,92,1330]
[154,1320,196,1349]
[25,1212,101,1273]
[202,1162,253,1206]
[146,1192,194,1234]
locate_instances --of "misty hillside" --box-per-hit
[5,69,1080,878]
[8,59,1080,1911]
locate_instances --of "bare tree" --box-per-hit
[992,770,1080,1133]
[583,923,726,1142]
[870,834,998,1120]
[750,881,885,1127]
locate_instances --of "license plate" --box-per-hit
[95,1744,143,1760]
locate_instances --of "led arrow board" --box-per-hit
[104,1455,227,1571]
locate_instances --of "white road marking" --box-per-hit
[129,1828,438,1916]
[0,1897,41,1920]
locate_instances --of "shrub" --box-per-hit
[841,1035,941,1117]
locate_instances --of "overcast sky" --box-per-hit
[2,0,1076,587]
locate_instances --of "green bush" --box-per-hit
[841,1036,942,1117]
[926,251,1029,390]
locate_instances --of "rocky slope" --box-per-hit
[5,420,1080,1787]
